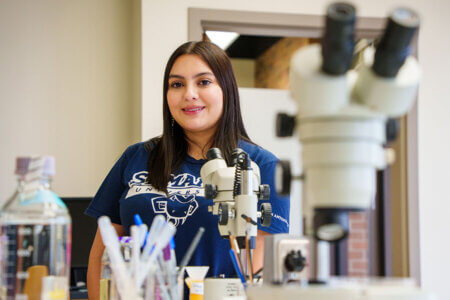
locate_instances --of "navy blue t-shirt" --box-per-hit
[85,140,290,282]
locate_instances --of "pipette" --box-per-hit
[130,225,140,284]
[134,214,149,247]
[137,221,177,288]
[98,216,137,298]
[142,215,167,260]
[178,227,205,272]
[162,242,178,300]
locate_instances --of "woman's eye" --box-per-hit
[170,81,183,88]
[199,80,212,86]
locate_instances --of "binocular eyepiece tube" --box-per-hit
[321,2,356,75]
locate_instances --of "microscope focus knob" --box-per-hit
[218,203,229,225]
[276,113,296,137]
[284,250,307,273]
[386,118,400,143]
[259,203,272,227]
[258,184,270,200]
[275,160,292,196]
[204,184,218,199]
[206,148,223,160]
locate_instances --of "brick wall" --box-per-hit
[348,212,370,276]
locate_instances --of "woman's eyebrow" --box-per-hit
[169,74,184,79]
[168,72,214,79]
[193,72,214,78]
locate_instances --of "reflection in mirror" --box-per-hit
[205,31,375,90]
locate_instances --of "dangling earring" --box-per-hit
[171,117,175,137]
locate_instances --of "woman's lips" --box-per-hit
[182,106,205,115]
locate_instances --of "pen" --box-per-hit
[229,249,247,288]
[245,231,253,282]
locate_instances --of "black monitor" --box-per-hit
[62,197,97,267]
[62,197,96,297]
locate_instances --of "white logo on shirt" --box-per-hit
[152,191,200,226]
[126,171,203,226]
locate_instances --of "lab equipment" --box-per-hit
[97,214,178,300]
[99,236,133,300]
[162,241,178,300]
[185,266,209,300]
[247,2,434,299]
[200,148,271,247]
[200,147,271,278]
[0,156,72,300]
[263,234,311,285]
[203,278,245,299]
[137,218,176,288]
[98,217,137,299]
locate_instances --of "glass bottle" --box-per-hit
[0,156,72,300]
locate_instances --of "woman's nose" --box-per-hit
[184,83,199,101]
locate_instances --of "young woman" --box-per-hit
[85,41,290,299]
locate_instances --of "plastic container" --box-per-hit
[0,156,72,300]
[99,237,132,300]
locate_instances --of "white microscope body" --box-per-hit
[293,45,418,216]
[200,148,272,249]
[248,2,435,299]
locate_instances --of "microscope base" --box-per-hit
[246,281,435,300]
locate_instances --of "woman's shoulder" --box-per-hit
[116,142,144,164]
[124,137,160,156]
[121,138,160,162]
[238,140,278,166]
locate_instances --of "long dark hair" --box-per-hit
[146,41,252,193]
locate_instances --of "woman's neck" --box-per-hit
[184,131,215,160]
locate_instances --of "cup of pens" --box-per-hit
[98,214,206,300]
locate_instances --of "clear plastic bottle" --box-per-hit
[0,156,72,300]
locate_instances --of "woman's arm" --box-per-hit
[253,230,270,272]
[87,223,125,300]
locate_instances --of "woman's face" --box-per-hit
[167,54,224,138]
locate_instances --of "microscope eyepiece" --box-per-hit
[321,2,356,75]
[372,8,419,78]
[206,148,223,160]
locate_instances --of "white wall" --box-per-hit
[239,88,302,235]
[0,0,139,203]
[142,0,450,298]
